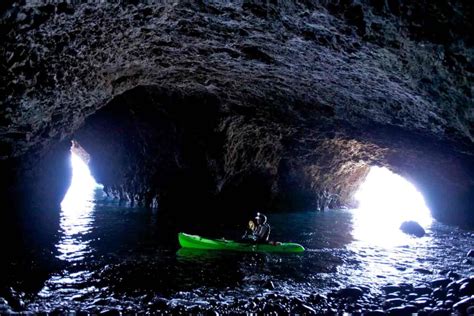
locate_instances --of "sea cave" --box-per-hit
[0,0,473,314]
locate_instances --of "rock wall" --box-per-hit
[0,1,473,223]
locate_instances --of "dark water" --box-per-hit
[2,188,474,311]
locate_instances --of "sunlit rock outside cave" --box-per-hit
[1,0,473,314]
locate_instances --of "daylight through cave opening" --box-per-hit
[60,141,102,212]
[351,166,433,246]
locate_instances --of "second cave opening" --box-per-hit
[352,166,433,247]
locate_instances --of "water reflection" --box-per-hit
[57,152,101,262]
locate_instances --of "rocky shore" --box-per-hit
[1,271,473,315]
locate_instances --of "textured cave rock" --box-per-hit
[0,1,473,224]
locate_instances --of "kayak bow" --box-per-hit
[178,232,305,253]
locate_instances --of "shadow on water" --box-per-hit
[0,203,62,296]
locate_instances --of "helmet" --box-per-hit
[255,212,267,224]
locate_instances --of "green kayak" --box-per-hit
[178,232,305,253]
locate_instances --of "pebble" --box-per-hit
[459,280,474,296]
[447,271,461,279]
[443,300,454,308]
[467,306,474,314]
[309,293,326,303]
[431,288,446,299]
[293,304,316,314]
[411,298,431,308]
[387,305,417,315]
[99,309,121,316]
[430,278,451,288]
[413,286,432,295]
[382,286,400,294]
[1,268,472,315]
[406,293,419,300]
[337,287,364,299]
[414,268,433,275]
[428,307,451,316]
[446,281,459,292]
[264,280,275,290]
[452,296,474,312]
[383,298,405,308]
[364,310,386,315]
[398,283,413,292]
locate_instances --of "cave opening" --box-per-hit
[60,141,102,210]
[351,166,433,247]
[58,141,103,261]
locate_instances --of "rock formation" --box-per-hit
[0,1,473,224]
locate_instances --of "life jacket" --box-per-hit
[254,223,271,242]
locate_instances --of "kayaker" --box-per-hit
[242,212,271,243]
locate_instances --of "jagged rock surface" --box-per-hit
[0,1,473,222]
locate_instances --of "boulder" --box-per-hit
[400,221,425,237]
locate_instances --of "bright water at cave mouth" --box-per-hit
[57,151,103,262]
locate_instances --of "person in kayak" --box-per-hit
[242,212,271,243]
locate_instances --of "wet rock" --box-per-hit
[0,297,8,307]
[398,283,413,293]
[445,293,458,301]
[431,288,446,300]
[411,297,432,308]
[459,279,474,296]
[428,307,451,316]
[309,293,326,304]
[386,293,400,299]
[1,288,25,311]
[337,287,364,299]
[244,301,257,310]
[446,281,460,292]
[364,310,386,316]
[406,293,419,301]
[291,304,316,315]
[414,268,432,275]
[430,279,451,288]
[382,286,401,294]
[264,280,275,290]
[467,306,474,315]
[413,286,432,295]
[0,302,12,314]
[443,300,454,308]
[387,305,417,315]
[400,221,425,237]
[383,298,405,308]
[447,271,461,280]
[452,296,474,313]
[467,250,474,257]
[263,302,286,314]
[99,309,121,316]
[149,297,168,309]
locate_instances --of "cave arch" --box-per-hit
[64,84,474,228]
[2,83,473,227]
[1,1,473,227]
